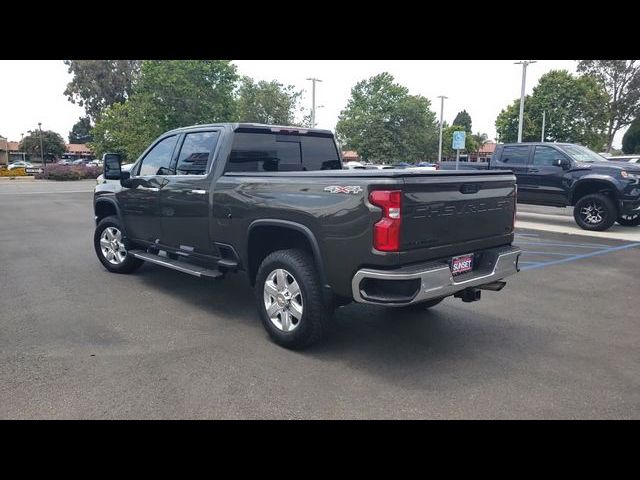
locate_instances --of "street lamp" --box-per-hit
[306,77,323,128]
[20,133,25,161]
[38,122,45,167]
[514,61,537,143]
[437,95,448,163]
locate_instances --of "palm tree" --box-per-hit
[469,132,489,157]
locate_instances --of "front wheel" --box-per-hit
[573,194,618,231]
[94,216,143,274]
[255,249,330,349]
[616,213,640,227]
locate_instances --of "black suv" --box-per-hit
[491,142,640,231]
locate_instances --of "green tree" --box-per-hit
[237,77,302,125]
[64,60,141,121]
[336,72,438,163]
[453,110,472,132]
[577,60,640,152]
[622,117,640,154]
[91,60,239,161]
[20,130,66,162]
[133,60,238,131]
[471,132,489,149]
[495,70,609,150]
[69,116,93,143]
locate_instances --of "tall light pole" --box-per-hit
[437,95,447,163]
[541,110,546,142]
[38,122,44,167]
[306,77,322,128]
[20,133,25,161]
[514,60,536,143]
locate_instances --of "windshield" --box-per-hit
[560,144,607,163]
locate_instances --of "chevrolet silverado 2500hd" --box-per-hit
[94,123,521,349]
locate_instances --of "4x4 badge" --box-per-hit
[324,186,363,194]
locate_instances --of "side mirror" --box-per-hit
[103,153,122,180]
[120,170,133,188]
[553,158,571,170]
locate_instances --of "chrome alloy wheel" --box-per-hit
[263,268,303,332]
[100,227,127,265]
[579,201,605,225]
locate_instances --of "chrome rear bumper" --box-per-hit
[352,245,521,306]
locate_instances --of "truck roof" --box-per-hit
[497,142,575,147]
[164,123,333,136]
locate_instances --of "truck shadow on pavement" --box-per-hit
[133,263,548,385]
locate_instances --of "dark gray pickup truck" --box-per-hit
[94,123,521,349]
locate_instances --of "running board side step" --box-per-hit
[129,250,223,279]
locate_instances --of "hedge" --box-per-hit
[34,165,102,181]
[0,167,27,177]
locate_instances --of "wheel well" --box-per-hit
[571,181,616,205]
[95,201,117,224]
[247,226,315,285]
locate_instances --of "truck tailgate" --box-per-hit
[401,172,516,251]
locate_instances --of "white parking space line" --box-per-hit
[516,219,640,242]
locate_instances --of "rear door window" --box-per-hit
[500,146,530,165]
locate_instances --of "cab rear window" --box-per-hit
[226,132,342,172]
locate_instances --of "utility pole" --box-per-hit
[541,110,546,142]
[514,60,537,143]
[437,95,447,163]
[306,77,322,128]
[21,133,25,161]
[38,122,45,167]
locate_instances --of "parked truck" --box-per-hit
[94,123,521,349]
[490,142,640,231]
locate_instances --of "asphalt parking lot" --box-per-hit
[1,180,639,419]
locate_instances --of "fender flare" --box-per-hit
[94,196,123,224]
[568,177,619,205]
[247,219,328,288]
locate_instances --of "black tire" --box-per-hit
[573,194,618,231]
[255,249,329,349]
[94,215,143,274]
[616,213,640,227]
[398,296,445,312]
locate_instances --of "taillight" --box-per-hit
[369,190,402,252]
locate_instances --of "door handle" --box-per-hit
[529,168,540,173]
[187,189,207,195]
[137,186,160,192]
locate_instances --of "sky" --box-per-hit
[0,60,626,149]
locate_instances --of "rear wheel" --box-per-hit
[573,194,617,231]
[94,216,143,274]
[255,249,330,349]
[616,213,640,227]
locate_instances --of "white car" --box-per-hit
[8,161,34,170]
[96,163,134,185]
[343,161,366,170]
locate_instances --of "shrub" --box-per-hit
[0,167,27,177]
[35,164,102,181]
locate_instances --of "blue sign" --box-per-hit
[452,131,466,150]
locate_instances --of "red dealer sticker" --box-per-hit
[451,254,474,276]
